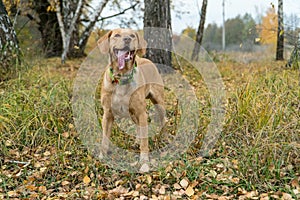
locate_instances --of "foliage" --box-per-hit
[259,7,278,45]
[0,53,299,199]
[202,13,259,51]
[181,26,196,40]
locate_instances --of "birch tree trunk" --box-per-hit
[77,0,109,56]
[0,0,21,80]
[144,0,172,73]
[53,0,83,63]
[276,0,284,60]
[192,0,208,61]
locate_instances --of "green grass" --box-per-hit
[0,55,299,199]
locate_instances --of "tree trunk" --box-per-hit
[0,0,21,80]
[192,0,208,61]
[33,0,63,57]
[276,0,284,60]
[144,0,172,73]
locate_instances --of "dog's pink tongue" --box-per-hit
[117,50,127,70]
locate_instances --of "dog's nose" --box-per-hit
[123,37,132,44]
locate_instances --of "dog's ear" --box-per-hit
[97,30,113,54]
[135,32,147,56]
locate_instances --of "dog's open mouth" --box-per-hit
[114,48,135,70]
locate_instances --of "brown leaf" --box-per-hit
[62,132,69,138]
[38,186,47,194]
[62,180,70,186]
[291,178,299,188]
[26,185,37,191]
[84,166,89,174]
[173,183,181,190]
[206,193,219,199]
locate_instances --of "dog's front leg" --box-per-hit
[100,108,114,159]
[137,112,150,173]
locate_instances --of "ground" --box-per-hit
[0,52,299,199]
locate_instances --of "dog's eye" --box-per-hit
[130,34,136,38]
[114,34,121,38]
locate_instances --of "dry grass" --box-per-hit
[0,53,299,199]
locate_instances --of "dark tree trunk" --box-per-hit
[276,0,284,60]
[33,0,63,57]
[0,0,21,80]
[144,0,172,73]
[192,0,207,61]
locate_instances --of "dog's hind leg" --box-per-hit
[149,86,166,127]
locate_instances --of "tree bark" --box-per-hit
[0,0,21,80]
[192,0,208,61]
[144,0,172,73]
[276,0,284,60]
[32,0,63,57]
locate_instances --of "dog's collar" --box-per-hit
[109,63,137,85]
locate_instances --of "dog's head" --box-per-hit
[97,29,147,73]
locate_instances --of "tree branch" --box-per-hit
[98,2,139,21]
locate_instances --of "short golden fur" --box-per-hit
[97,29,165,172]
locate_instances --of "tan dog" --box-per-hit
[97,29,165,172]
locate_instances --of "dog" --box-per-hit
[97,28,165,172]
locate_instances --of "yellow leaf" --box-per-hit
[146,174,152,184]
[185,186,194,197]
[7,191,18,197]
[83,175,91,184]
[280,30,284,36]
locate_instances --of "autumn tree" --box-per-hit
[144,0,172,72]
[4,0,140,61]
[259,7,277,45]
[0,0,21,80]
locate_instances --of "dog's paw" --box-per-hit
[139,163,150,173]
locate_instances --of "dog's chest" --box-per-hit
[111,83,137,118]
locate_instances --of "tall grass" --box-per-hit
[0,56,299,198]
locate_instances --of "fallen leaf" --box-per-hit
[43,151,51,156]
[146,174,152,184]
[206,193,219,199]
[38,186,47,194]
[180,178,189,188]
[173,183,181,190]
[291,178,299,188]
[159,185,166,195]
[40,167,47,173]
[83,175,91,185]
[26,185,37,191]
[185,186,194,197]
[62,132,69,138]
[62,180,70,186]
[282,193,292,200]
[84,166,89,174]
[7,191,18,197]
